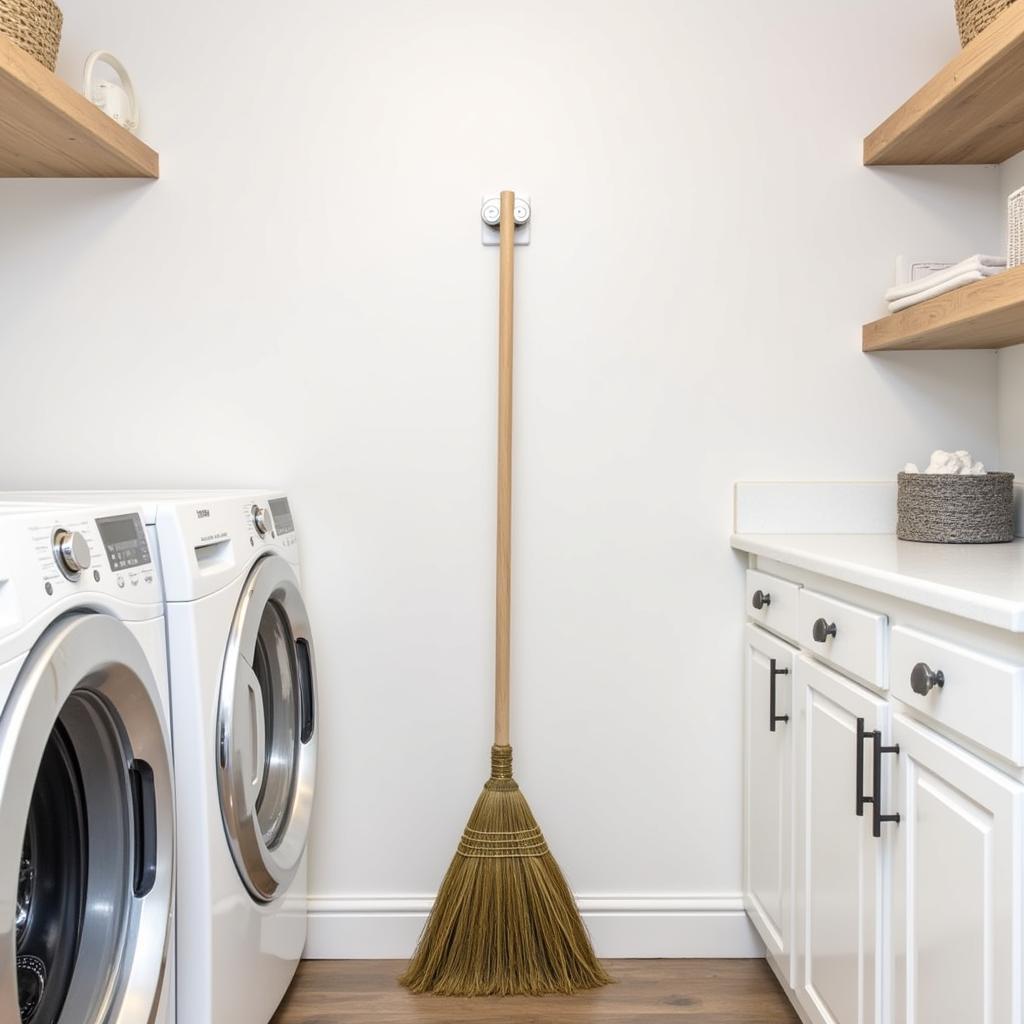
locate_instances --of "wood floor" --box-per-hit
[271,959,799,1023]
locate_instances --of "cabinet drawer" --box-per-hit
[891,626,1024,766]
[746,570,801,644]
[798,588,887,689]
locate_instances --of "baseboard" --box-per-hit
[304,894,765,960]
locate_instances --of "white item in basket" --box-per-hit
[902,451,985,475]
[924,449,985,475]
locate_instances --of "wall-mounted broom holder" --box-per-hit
[481,193,531,245]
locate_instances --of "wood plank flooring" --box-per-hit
[271,959,799,1023]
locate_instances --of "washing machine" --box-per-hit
[0,501,175,1024]
[6,491,319,1024]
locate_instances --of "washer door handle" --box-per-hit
[246,675,267,793]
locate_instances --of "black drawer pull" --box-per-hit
[871,729,900,838]
[769,658,789,732]
[856,717,872,817]
[812,617,837,643]
[910,662,944,696]
[752,589,771,610]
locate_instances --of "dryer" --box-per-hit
[6,491,319,1024]
[157,491,317,1024]
[0,502,175,1024]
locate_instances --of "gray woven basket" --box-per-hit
[897,472,1015,544]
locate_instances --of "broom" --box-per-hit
[399,191,611,996]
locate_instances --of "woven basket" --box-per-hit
[955,0,1017,45]
[0,0,61,70]
[1009,187,1024,268]
[897,472,1015,544]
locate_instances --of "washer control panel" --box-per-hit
[96,513,151,573]
[5,505,160,622]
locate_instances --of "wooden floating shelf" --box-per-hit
[0,34,158,177]
[863,266,1024,351]
[865,4,1024,165]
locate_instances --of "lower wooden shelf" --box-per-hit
[863,265,1024,351]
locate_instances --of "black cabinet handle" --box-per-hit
[871,729,900,838]
[752,589,771,610]
[856,717,872,817]
[812,617,837,643]
[769,658,789,732]
[910,662,944,697]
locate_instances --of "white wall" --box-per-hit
[999,153,1024,476]
[0,0,1004,955]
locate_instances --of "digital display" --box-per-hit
[269,497,294,535]
[96,514,151,571]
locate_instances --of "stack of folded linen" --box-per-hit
[885,255,1006,313]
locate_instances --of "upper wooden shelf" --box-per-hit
[0,34,157,177]
[863,265,1024,351]
[864,4,1024,165]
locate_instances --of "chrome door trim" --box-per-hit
[0,612,174,1024]
[218,555,318,902]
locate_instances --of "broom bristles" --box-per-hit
[399,745,611,996]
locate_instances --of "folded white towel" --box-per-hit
[887,269,1000,313]
[885,254,1006,302]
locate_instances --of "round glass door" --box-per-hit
[0,613,174,1024]
[218,555,318,903]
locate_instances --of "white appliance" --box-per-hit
[8,492,319,1024]
[0,502,175,1024]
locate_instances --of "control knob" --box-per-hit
[53,529,91,579]
[252,504,270,537]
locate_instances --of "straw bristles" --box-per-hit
[399,745,610,996]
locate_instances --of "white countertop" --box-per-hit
[731,533,1024,633]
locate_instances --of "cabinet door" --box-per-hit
[744,624,796,984]
[795,656,888,1024]
[891,714,1023,1024]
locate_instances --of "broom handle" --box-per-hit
[495,190,515,747]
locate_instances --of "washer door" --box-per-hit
[218,555,318,903]
[0,613,174,1024]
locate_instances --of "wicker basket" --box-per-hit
[897,472,1015,544]
[1009,187,1024,268]
[0,0,61,70]
[955,0,1017,45]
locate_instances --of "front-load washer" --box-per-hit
[6,491,319,1024]
[158,491,317,1024]
[0,502,175,1024]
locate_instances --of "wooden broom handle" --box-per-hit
[495,190,515,746]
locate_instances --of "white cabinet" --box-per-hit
[743,565,1024,1024]
[890,714,1023,1024]
[744,624,796,983]
[794,655,889,1024]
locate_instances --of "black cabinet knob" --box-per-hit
[812,617,837,643]
[910,662,944,696]
[752,589,771,610]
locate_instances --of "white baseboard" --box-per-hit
[304,894,764,960]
